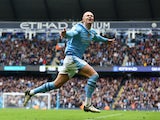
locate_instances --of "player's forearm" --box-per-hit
[94,35,108,42]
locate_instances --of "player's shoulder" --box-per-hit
[71,22,83,32]
[90,29,97,35]
[76,22,84,30]
[90,29,96,33]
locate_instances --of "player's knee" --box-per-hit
[95,74,99,79]
[54,84,62,89]
[91,74,99,81]
[87,74,99,86]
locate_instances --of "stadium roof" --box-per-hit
[0,0,160,21]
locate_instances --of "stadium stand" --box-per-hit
[0,75,159,110]
[0,21,159,111]
[0,31,159,66]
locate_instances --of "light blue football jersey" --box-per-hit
[65,22,108,58]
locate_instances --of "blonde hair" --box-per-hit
[82,11,94,22]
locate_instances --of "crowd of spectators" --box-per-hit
[0,75,49,92]
[0,75,159,110]
[114,77,160,110]
[57,76,122,109]
[83,32,160,66]
[0,31,160,66]
[0,75,51,109]
[0,75,122,109]
[52,31,160,67]
[0,38,57,66]
[0,30,159,111]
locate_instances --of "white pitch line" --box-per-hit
[84,113,122,120]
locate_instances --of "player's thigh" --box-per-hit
[53,73,69,88]
[78,64,98,78]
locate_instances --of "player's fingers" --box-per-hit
[108,38,115,42]
[63,28,66,32]
[60,28,66,39]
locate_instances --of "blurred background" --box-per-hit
[0,0,159,111]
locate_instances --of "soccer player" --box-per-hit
[23,11,115,113]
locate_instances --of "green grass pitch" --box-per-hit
[0,109,159,120]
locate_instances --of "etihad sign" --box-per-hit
[20,22,110,30]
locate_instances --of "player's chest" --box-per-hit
[80,30,94,41]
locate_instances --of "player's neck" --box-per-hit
[84,23,91,30]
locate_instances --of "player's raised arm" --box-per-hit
[60,27,79,39]
[108,38,116,42]
[93,33,116,43]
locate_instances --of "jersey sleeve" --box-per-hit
[92,30,108,42]
[65,24,81,38]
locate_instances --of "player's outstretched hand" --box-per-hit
[60,28,66,39]
[108,38,116,42]
[108,38,116,45]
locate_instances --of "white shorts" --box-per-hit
[59,55,87,78]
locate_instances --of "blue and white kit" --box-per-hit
[59,22,108,78]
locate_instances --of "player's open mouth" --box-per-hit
[88,19,93,22]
